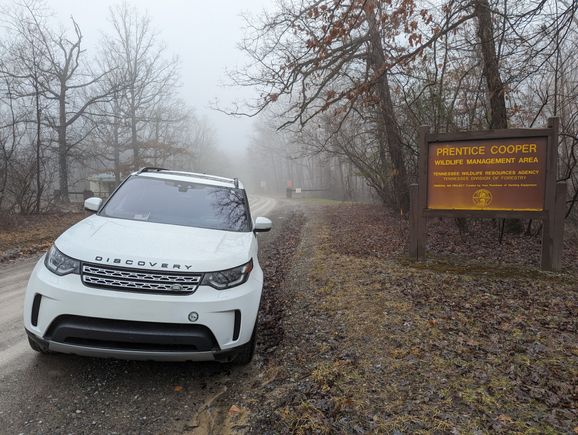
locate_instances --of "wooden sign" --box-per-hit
[428,138,547,211]
[409,118,567,271]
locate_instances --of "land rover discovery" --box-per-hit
[23,168,272,364]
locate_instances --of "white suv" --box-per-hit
[23,168,272,364]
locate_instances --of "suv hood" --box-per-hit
[55,215,254,272]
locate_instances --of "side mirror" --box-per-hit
[84,197,103,212]
[254,216,272,233]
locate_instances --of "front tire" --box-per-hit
[234,321,257,365]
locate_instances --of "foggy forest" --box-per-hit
[0,0,575,216]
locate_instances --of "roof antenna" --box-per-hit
[233,178,239,189]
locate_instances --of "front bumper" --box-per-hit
[26,330,246,362]
[24,256,262,361]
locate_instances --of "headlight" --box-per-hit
[45,245,80,276]
[201,259,253,290]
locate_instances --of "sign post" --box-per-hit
[409,118,566,271]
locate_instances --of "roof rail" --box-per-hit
[161,170,239,185]
[137,167,167,174]
[136,168,242,188]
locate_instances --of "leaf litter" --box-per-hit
[242,203,577,434]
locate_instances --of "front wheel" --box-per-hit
[234,321,257,365]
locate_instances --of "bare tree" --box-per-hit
[0,76,22,210]
[35,18,118,200]
[0,0,51,212]
[89,64,129,184]
[105,2,178,170]
[232,0,475,210]
[472,0,508,129]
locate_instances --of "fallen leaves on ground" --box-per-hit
[244,203,577,434]
[257,211,306,359]
[228,405,242,415]
[0,212,86,262]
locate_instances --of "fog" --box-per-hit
[0,0,575,213]
[48,0,267,154]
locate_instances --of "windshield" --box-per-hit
[100,176,251,232]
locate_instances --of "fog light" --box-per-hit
[188,312,199,322]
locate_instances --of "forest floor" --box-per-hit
[0,212,86,262]
[216,201,577,434]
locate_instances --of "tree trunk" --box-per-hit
[113,95,121,184]
[366,7,410,212]
[475,0,524,233]
[57,84,69,202]
[113,123,120,184]
[35,87,42,213]
[130,87,139,169]
[58,128,68,202]
[131,111,138,169]
[474,0,508,129]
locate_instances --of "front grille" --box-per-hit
[81,263,202,294]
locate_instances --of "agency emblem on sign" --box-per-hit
[472,189,493,208]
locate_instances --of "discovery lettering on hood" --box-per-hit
[94,256,193,270]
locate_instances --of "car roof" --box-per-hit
[132,169,244,189]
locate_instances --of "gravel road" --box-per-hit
[0,196,280,434]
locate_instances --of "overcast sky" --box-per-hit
[48,0,268,153]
